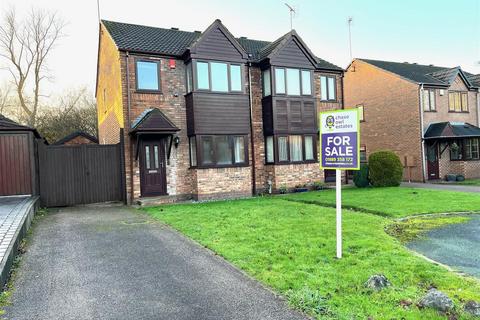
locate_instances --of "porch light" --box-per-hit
[173,136,180,148]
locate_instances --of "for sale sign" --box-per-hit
[320,109,360,170]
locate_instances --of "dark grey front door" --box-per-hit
[140,138,167,197]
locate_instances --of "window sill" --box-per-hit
[135,89,162,94]
[268,160,318,165]
[190,163,250,169]
[320,99,338,103]
[448,111,469,113]
[424,110,437,113]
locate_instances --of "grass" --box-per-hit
[385,214,472,243]
[144,195,480,320]
[281,187,480,217]
[456,178,480,186]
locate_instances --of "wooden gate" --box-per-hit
[38,143,125,207]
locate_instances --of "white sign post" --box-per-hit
[320,109,360,259]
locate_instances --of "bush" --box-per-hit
[353,164,370,188]
[368,150,403,187]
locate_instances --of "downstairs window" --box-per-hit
[189,135,248,167]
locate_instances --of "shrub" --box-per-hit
[278,184,288,194]
[353,164,370,188]
[368,150,403,187]
[312,181,326,190]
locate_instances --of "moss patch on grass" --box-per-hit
[144,197,480,319]
[385,215,472,243]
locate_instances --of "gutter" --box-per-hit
[247,61,256,196]
[419,83,427,182]
[125,51,134,204]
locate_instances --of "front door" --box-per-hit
[426,143,439,180]
[140,138,167,197]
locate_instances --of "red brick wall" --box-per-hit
[439,145,480,179]
[344,60,424,182]
[423,75,479,128]
[62,136,97,145]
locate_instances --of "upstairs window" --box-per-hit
[275,68,286,94]
[136,60,160,91]
[449,91,468,112]
[423,89,436,111]
[274,67,312,96]
[195,61,243,93]
[301,71,312,95]
[286,68,300,95]
[196,62,210,90]
[320,76,336,101]
[262,69,271,96]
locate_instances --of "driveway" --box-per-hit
[4,205,307,320]
[408,214,480,278]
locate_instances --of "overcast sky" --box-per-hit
[1,0,479,98]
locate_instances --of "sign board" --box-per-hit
[319,108,360,259]
[320,109,360,170]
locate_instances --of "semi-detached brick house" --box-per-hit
[96,19,344,204]
[344,59,480,182]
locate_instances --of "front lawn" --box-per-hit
[282,187,480,217]
[144,195,480,319]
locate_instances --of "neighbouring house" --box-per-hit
[96,19,344,204]
[53,131,99,146]
[344,59,480,182]
[0,115,41,196]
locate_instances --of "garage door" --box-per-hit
[0,133,33,196]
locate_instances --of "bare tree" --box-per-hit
[0,82,12,115]
[0,7,64,126]
[36,87,98,143]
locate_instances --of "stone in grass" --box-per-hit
[418,288,454,312]
[464,300,480,317]
[365,274,391,291]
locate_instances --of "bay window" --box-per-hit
[265,135,317,164]
[272,67,312,96]
[194,61,243,92]
[275,68,286,94]
[286,68,300,95]
[289,135,303,161]
[189,135,248,167]
[450,138,480,161]
[262,69,271,96]
[301,70,312,95]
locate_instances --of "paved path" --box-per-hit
[0,196,37,282]
[408,214,480,278]
[402,182,480,193]
[3,205,307,320]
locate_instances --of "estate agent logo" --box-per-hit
[320,109,360,170]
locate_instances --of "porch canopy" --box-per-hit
[129,108,180,160]
[424,122,480,140]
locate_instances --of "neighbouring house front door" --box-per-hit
[426,143,440,180]
[140,138,167,197]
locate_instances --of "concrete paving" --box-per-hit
[0,196,37,286]
[402,182,480,193]
[3,205,308,320]
[408,214,480,278]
